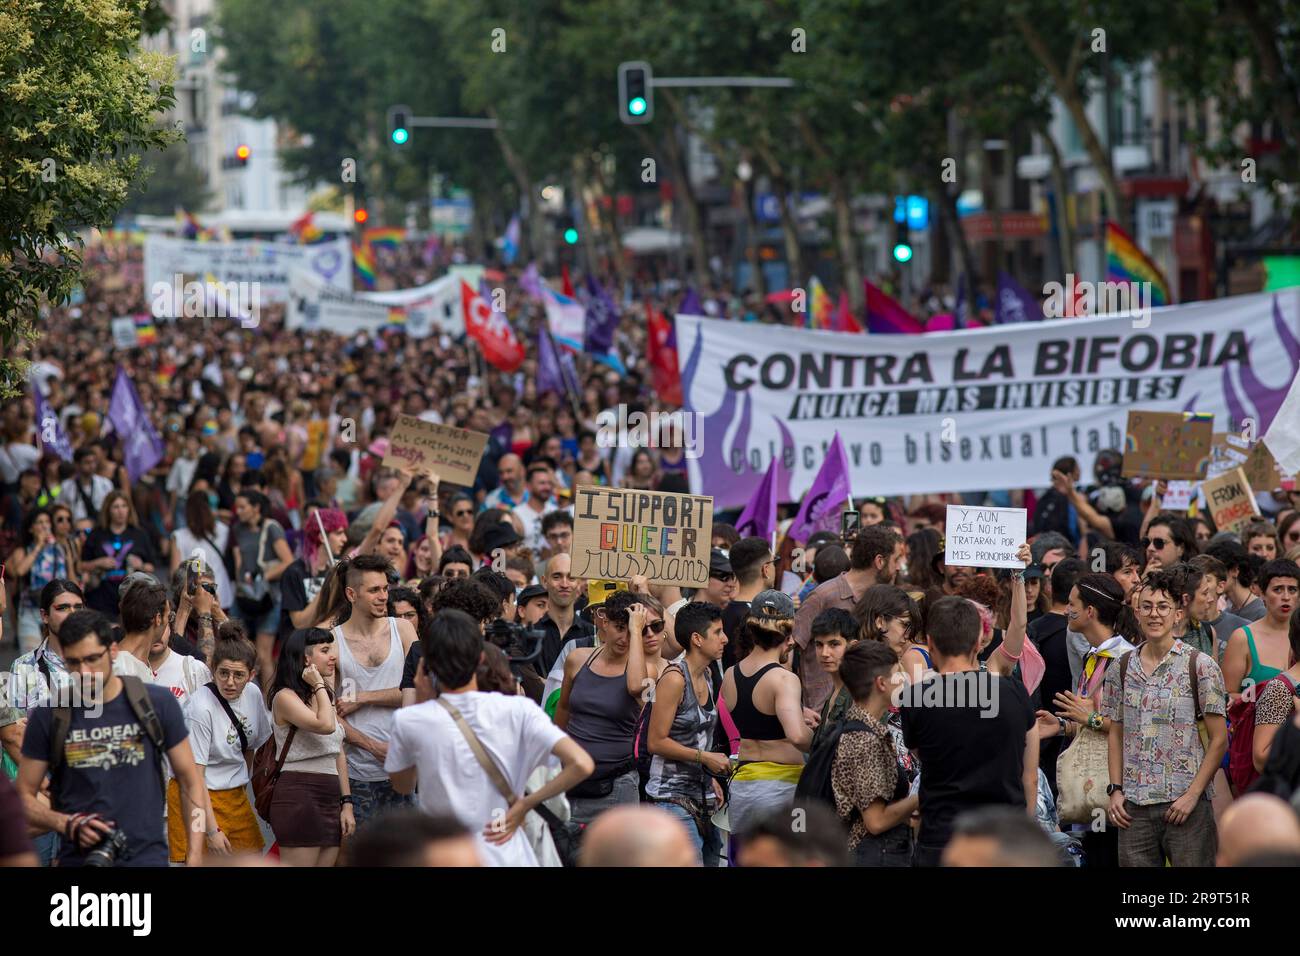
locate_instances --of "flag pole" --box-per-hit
[314,507,336,567]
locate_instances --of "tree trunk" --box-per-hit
[1041,124,1075,279]
[659,122,709,292]
[756,138,804,288]
[1013,14,1126,227]
[1235,0,1300,182]
[486,106,534,261]
[740,176,767,300]
[939,183,979,296]
[977,146,1005,275]
[794,116,861,309]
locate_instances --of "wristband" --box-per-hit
[1087,711,1103,731]
[1057,716,1067,736]
[340,795,354,806]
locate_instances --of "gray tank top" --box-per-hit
[333,618,403,782]
[646,658,717,804]
[566,647,640,776]
[273,700,343,775]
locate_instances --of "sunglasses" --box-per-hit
[711,572,736,583]
[453,509,473,517]
[1141,537,1170,550]
[646,619,666,634]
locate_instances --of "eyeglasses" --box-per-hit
[64,648,109,668]
[1139,601,1176,616]
[54,515,71,523]
[454,509,473,517]
[646,619,666,634]
[1141,537,1170,550]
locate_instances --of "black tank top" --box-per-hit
[730,661,787,741]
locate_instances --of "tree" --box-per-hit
[119,140,213,216]
[0,0,178,397]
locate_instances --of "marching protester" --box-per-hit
[1103,569,1228,866]
[265,627,352,867]
[230,491,294,686]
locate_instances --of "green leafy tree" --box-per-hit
[119,140,213,216]
[0,0,178,396]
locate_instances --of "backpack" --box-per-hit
[48,675,168,800]
[793,718,869,817]
[251,721,296,821]
[1228,672,1296,795]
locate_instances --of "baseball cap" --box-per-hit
[1022,564,1046,581]
[709,549,733,579]
[480,522,521,553]
[518,583,547,606]
[750,588,796,621]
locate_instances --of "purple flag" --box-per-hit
[679,287,704,317]
[583,275,620,355]
[995,271,1042,324]
[537,326,567,397]
[734,456,780,541]
[788,432,852,544]
[31,381,73,462]
[108,367,164,481]
[519,262,544,301]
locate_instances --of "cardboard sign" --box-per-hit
[1208,432,1249,478]
[1241,440,1288,492]
[570,486,714,587]
[381,415,488,487]
[1201,467,1260,534]
[944,505,1027,569]
[1121,411,1213,480]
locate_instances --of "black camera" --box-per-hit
[485,619,546,665]
[83,827,129,867]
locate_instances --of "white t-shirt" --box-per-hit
[512,499,558,554]
[385,691,567,867]
[189,682,272,790]
[150,649,212,717]
[0,441,39,484]
[112,651,154,684]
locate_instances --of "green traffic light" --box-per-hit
[564,228,579,244]
[392,128,409,145]
[629,96,647,116]
[892,243,913,263]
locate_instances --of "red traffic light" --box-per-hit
[353,208,369,224]
[235,144,251,161]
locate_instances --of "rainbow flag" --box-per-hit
[386,306,406,326]
[363,226,406,250]
[864,280,924,335]
[133,313,158,344]
[809,276,834,330]
[1105,221,1171,307]
[289,210,324,244]
[353,243,376,289]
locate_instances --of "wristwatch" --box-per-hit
[1106,783,1124,796]
[1056,716,1068,736]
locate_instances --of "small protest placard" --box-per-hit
[381,414,488,486]
[1121,411,1213,480]
[1201,467,1260,534]
[1241,440,1288,492]
[1161,481,1196,513]
[110,317,139,350]
[571,486,714,587]
[944,505,1027,569]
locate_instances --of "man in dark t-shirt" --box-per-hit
[900,597,1037,867]
[16,611,207,867]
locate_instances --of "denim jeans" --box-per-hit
[654,800,723,867]
[853,825,913,867]
[33,831,60,867]
[569,770,640,827]
[348,778,413,827]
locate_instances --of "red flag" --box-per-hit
[461,281,525,372]
[646,303,683,405]
[561,264,575,298]
[831,291,863,333]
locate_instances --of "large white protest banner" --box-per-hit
[678,289,1300,507]
[286,270,463,337]
[144,236,351,306]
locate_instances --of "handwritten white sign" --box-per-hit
[944,505,1028,569]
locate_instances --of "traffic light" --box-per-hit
[388,105,411,145]
[354,208,369,225]
[892,220,913,263]
[235,144,250,165]
[618,61,653,124]
[560,214,579,244]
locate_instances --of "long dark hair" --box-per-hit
[268,627,336,707]
[904,528,941,590]
[1074,572,1142,644]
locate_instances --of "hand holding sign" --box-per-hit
[381,414,489,487]
[944,506,1028,569]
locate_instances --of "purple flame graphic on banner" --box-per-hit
[681,320,793,508]
[1218,294,1300,432]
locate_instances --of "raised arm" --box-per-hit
[990,542,1031,677]
[356,469,415,557]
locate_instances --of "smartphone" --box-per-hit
[841,510,860,538]
[186,559,199,596]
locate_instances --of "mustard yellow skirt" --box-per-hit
[167,778,265,862]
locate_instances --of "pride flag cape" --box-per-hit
[1105,221,1171,307]
[353,243,377,289]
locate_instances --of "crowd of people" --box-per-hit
[4,235,1300,869]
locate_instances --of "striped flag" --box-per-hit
[1105,221,1171,307]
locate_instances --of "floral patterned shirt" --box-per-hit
[1101,640,1227,805]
